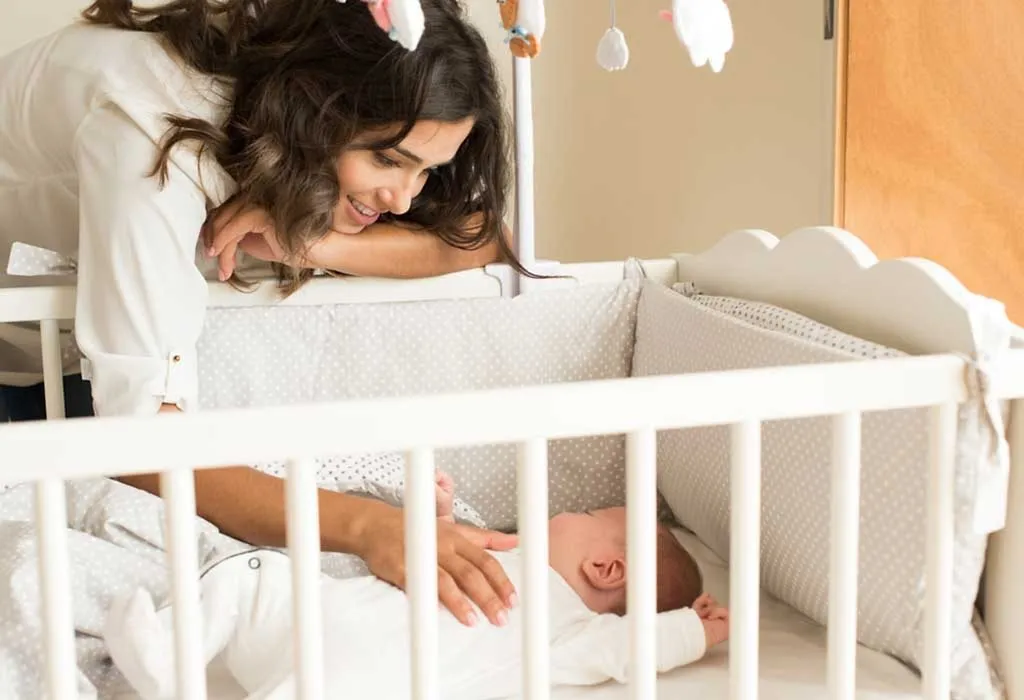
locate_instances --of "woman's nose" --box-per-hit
[379,175,422,216]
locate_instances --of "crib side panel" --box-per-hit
[985,399,1024,700]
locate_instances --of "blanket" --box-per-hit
[0,474,438,699]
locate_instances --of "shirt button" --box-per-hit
[172,355,181,363]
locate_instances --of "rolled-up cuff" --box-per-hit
[79,349,197,416]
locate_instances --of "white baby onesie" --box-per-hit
[104,549,707,699]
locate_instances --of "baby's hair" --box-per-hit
[654,525,703,612]
[613,524,704,615]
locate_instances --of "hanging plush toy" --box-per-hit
[354,0,425,51]
[498,0,545,58]
[596,0,629,71]
[660,0,733,72]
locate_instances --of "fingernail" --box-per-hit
[466,611,478,627]
[508,592,519,608]
[207,246,216,256]
[496,610,508,626]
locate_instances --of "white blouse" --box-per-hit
[0,22,240,416]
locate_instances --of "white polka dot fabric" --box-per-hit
[632,281,1002,700]
[254,451,487,528]
[197,274,643,532]
[0,477,375,697]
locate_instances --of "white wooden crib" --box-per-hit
[0,226,1021,700]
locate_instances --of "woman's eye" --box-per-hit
[374,152,399,168]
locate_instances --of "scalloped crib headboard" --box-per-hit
[674,225,1024,700]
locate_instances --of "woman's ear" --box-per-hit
[581,554,627,592]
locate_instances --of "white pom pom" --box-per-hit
[596,27,629,71]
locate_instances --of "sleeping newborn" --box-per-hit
[103,481,729,700]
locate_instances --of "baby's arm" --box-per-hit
[435,469,456,523]
[550,600,727,688]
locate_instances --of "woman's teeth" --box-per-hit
[349,197,378,217]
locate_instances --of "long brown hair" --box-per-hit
[81,0,526,292]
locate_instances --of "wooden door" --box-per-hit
[834,1,1024,323]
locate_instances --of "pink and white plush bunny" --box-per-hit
[360,0,425,50]
[659,0,733,72]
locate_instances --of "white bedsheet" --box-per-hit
[191,529,922,700]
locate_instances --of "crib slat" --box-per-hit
[406,448,439,700]
[730,420,762,700]
[827,411,862,700]
[34,478,76,700]
[285,458,325,700]
[518,439,550,699]
[36,320,75,699]
[626,428,658,700]
[160,469,207,700]
[923,403,958,700]
[39,319,66,420]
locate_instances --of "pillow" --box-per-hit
[633,280,1001,700]
[197,273,643,532]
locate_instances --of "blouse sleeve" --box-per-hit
[72,103,211,416]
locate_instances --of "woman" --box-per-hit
[0,0,522,628]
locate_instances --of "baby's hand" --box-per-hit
[693,593,730,648]
[435,469,456,523]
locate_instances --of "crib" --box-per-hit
[0,2,1022,696]
[0,223,1022,700]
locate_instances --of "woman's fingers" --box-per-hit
[436,567,477,626]
[438,549,509,627]
[203,202,282,280]
[205,199,251,256]
[453,523,519,551]
[458,539,518,609]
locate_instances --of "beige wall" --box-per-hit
[527,1,836,262]
[0,1,84,55]
[1,1,833,264]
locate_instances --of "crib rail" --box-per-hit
[5,347,1024,700]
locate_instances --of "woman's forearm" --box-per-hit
[118,464,385,555]
[312,220,506,278]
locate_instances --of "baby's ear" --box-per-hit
[581,553,627,592]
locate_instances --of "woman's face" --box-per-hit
[332,118,474,233]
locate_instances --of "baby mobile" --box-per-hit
[350,0,733,73]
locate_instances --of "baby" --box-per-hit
[104,476,729,700]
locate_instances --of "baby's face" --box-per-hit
[548,506,627,566]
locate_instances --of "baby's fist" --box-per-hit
[435,469,455,523]
[693,593,729,648]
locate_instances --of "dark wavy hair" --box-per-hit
[81,0,525,292]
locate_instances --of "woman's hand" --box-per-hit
[202,200,301,280]
[355,501,519,627]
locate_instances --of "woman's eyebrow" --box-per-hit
[393,145,424,164]
[393,145,452,169]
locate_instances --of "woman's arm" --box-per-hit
[310,219,508,279]
[119,403,519,628]
[204,202,512,281]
